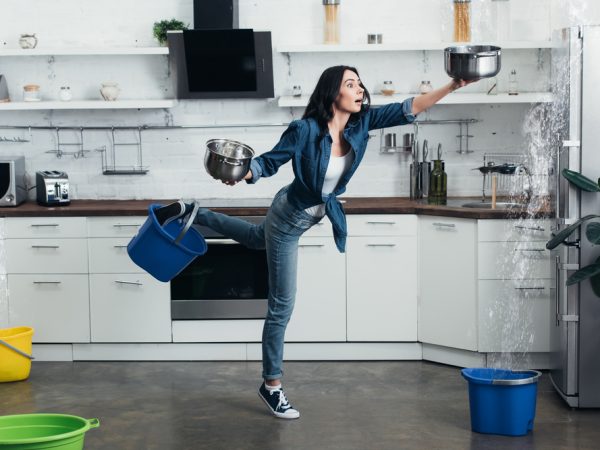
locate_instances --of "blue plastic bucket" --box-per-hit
[127,203,207,282]
[461,368,541,436]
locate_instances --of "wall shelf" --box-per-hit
[276,41,556,53]
[278,92,553,108]
[0,47,168,56]
[0,100,177,110]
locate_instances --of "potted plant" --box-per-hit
[546,169,600,295]
[153,19,189,46]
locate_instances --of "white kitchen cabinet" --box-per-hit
[89,274,170,342]
[87,216,171,343]
[285,236,346,342]
[5,217,90,343]
[477,219,552,353]
[419,216,477,351]
[7,274,90,342]
[346,215,418,342]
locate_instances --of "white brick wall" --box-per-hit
[0,0,590,201]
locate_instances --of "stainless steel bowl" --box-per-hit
[444,45,501,80]
[204,139,255,183]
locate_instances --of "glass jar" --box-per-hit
[59,86,72,102]
[428,159,447,205]
[453,0,471,42]
[380,80,395,96]
[508,69,518,95]
[22,84,41,102]
[323,0,340,44]
[419,80,433,94]
[292,85,302,97]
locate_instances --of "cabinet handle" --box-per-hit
[432,222,455,228]
[30,223,59,227]
[113,245,129,248]
[299,244,325,247]
[514,248,546,252]
[514,287,546,290]
[114,280,143,286]
[367,243,396,247]
[366,221,396,225]
[113,224,142,228]
[514,225,546,232]
[33,281,61,284]
[31,245,59,249]
[555,255,560,326]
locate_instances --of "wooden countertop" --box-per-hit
[0,198,552,219]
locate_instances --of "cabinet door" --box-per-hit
[346,236,417,341]
[7,274,90,343]
[478,279,551,352]
[89,274,171,342]
[285,237,346,341]
[419,217,477,350]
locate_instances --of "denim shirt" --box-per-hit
[247,98,417,252]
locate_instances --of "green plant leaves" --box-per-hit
[562,169,600,192]
[566,256,600,298]
[586,222,600,245]
[546,215,600,250]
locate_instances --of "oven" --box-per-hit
[170,215,269,319]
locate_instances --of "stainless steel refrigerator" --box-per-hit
[550,25,600,408]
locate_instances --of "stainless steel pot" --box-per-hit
[444,45,501,80]
[205,139,255,183]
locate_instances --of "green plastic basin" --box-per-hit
[0,414,99,450]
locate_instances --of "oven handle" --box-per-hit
[206,238,238,245]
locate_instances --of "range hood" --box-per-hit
[168,0,274,99]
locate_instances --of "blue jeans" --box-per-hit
[193,185,322,380]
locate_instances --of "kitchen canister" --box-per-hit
[323,0,340,44]
[22,84,41,102]
[59,86,72,102]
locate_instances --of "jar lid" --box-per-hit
[23,84,40,91]
[323,0,340,5]
[60,86,70,89]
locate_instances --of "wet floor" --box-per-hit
[1,361,599,450]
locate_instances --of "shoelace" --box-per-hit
[272,389,291,411]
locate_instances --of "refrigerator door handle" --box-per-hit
[555,255,560,326]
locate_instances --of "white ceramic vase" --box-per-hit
[100,82,120,101]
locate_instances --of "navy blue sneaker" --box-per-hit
[258,383,300,419]
[154,200,191,226]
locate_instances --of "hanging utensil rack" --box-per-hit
[99,127,148,175]
[479,152,529,201]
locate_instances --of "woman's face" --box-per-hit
[334,70,364,114]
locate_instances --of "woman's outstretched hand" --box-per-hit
[222,169,253,186]
[450,78,479,91]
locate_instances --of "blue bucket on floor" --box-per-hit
[127,203,207,282]
[461,368,541,436]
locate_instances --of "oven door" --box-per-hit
[170,238,269,319]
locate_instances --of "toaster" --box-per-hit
[36,170,70,206]
[0,156,27,206]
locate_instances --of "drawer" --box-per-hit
[5,239,88,274]
[478,219,553,242]
[479,241,551,280]
[7,274,90,343]
[478,279,551,352]
[6,217,86,238]
[88,238,142,273]
[87,216,146,238]
[347,215,417,236]
[89,274,170,342]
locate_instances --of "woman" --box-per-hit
[156,65,474,419]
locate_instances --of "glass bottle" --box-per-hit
[419,80,433,94]
[323,0,340,44]
[428,159,447,205]
[453,0,471,42]
[59,86,72,102]
[292,85,302,97]
[508,69,518,95]
[381,80,395,96]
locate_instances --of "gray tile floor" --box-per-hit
[1,361,600,450]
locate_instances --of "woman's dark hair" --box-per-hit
[302,65,370,140]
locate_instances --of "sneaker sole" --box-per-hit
[258,392,300,419]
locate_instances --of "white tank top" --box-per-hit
[304,150,355,217]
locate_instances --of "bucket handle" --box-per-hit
[87,418,100,429]
[174,202,200,245]
[0,338,34,360]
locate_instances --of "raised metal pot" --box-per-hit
[204,139,255,183]
[444,45,501,80]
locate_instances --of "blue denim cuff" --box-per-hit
[403,97,417,123]
[246,159,263,184]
